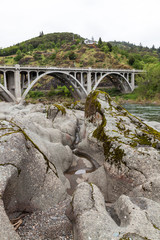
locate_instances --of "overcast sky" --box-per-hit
[0,0,159,48]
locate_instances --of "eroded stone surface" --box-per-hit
[76,91,160,202]
[72,182,160,240]
[0,96,160,240]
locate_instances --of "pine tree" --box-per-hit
[98,37,102,47]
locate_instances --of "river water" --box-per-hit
[122,103,160,123]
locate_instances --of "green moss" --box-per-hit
[130,141,138,147]
[21,128,58,177]
[85,91,102,119]
[0,163,21,176]
[0,130,21,138]
[119,233,152,240]
[87,91,125,169]
[72,100,80,107]
[53,104,66,115]
[0,127,14,130]
[63,100,82,110]
[119,238,130,240]
[92,115,107,140]
[86,90,160,169]
[147,126,160,141]
[116,122,126,131]
[124,129,131,137]
[9,120,58,177]
[153,224,160,230]
[130,125,160,149]
[135,133,152,146]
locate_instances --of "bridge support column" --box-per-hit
[87,69,92,94]
[28,72,30,86]
[3,72,7,88]
[21,74,25,91]
[131,73,135,90]
[74,72,78,87]
[95,73,97,84]
[81,72,84,85]
[14,69,21,102]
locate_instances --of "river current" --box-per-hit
[122,104,160,123]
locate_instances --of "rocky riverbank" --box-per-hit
[0,91,160,240]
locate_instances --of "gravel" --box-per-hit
[16,199,73,240]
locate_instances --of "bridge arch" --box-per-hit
[93,72,133,93]
[0,83,16,102]
[22,71,88,101]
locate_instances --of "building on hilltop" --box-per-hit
[84,37,97,45]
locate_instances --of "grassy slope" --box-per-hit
[0,32,159,69]
[0,45,130,69]
[0,32,160,103]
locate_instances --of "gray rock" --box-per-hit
[114,195,160,240]
[72,182,119,240]
[71,183,160,240]
[0,122,68,213]
[129,175,160,204]
[0,200,21,240]
[47,104,59,120]
[1,97,160,239]
[76,90,160,202]
[0,103,71,238]
[144,120,160,132]
[0,119,69,239]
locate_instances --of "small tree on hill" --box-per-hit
[98,37,103,47]
[14,49,23,61]
[68,51,77,60]
[107,42,112,52]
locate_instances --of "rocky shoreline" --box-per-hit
[0,91,160,240]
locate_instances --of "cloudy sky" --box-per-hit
[0,0,159,48]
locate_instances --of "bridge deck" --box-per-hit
[0,65,144,74]
[0,65,144,103]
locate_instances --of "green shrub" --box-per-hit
[27,91,45,98]
[68,51,77,60]
[71,45,76,50]
[57,85,71,96]
[137,63,160,98]
[47,85,71,97]
[50,53,56,60]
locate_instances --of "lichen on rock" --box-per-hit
[53,104,66,115]
[84,90,160,170]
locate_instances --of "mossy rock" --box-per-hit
[119,232,152,240]
[53,104,66,115]
[84,90,160,169]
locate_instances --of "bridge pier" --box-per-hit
[6,71,15,95]
[131,72,135,90]
[87,69,92,93]
[28,72,31,85]
[14,68,21,102]
[95,73,98,84]
[4,72,7,88]
[80,72,84,85]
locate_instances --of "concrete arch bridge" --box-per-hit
[0,65,143,102]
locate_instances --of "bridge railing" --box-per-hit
[0,65,145,73]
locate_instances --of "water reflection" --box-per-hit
[122,104,160,123]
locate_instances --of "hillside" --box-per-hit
[0,32,159,70]
[0,32,159,103]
